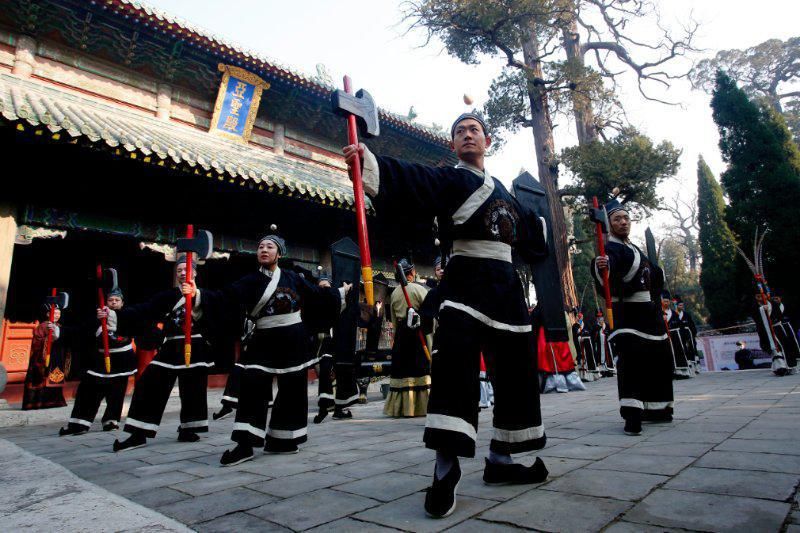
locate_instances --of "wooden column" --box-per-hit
[273,123,286,155]
[0,204,18,327]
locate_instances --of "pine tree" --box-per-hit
[711,71,800,310]
[696,156,739,327]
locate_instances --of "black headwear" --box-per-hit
[433,255,442,267]
[108,288,124,299]
[259,234,287,256]
[318,268,333,283]
[398,258,414,274]
[450,112,488,139]
[660,290,672,301]
[175,254,198,269]
[604,198,627,217]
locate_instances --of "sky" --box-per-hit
[145,0,800,230]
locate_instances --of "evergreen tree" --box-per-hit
[696,156,739,327]
[711,71,800,310]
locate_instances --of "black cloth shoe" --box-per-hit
[424,461,462,519]
[313,408,329,424]
[264,440,299,455]
[642,411,673,424]
[332,408,352,420]
[113,433,146,452]
[59,425,88,437]
[102,421,119,432]
[212,405,234,421]
[177,430,200,442]
[483,457,548,485]
[624,418,642,436]
[220,443,254,467]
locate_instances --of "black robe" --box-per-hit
[591,235,674,418]
[753,301,791,373]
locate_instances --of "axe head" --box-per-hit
[46,292,69,310]
[104,267,119,293]
[331,88,380,138]
[394,262,408,288]
[176,229,214,260]
[588,207,608,233]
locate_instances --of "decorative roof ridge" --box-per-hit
[95,0,451,146]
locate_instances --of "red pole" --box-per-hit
[97,264,111,373]
[184,224,194,367]
[592,197,614,330]
[343,75,374,306]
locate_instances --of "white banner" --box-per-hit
[699,333,771,371]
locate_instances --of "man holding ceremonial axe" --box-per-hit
[591,199,674,436]
[60,273,138,435]
[384,258,431,418]
[343,110,549,519]
[98,231,221,452]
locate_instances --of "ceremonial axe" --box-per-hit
[176,226,214,367]
[588,198,614,330]
[331,76,380,306]
[44,289,69,368]
[96,265,118,373]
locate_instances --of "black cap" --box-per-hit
[450,112,488,139]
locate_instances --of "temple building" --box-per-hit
[0,0,454,387]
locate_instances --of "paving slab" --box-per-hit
[250,488,379,531]
[542,468,668,501]
[715,438,800,455]
[248,471,355,498]
[157,486,274,524]
[334,472,432,502]
[127,486,193,508]
[624,489,790,532]
[170,470,268,496]
[353,492,497,533]
[305,517,402,532]
[587,452,697,476]
[479,489,632,531]
[193,511,292,532]
[694,450,800,474]
[664,466,799,501]
[538,442,623,460]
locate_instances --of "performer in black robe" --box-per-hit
[313,270,360,423]
[572,311,599,382]
[219,233,347,466]
[60,289,137,435]
[663,293,692,379]
[592,200,674,436]
[771,295,799,373]
[100,256,224,452]
[22,302,70,410]
[673,296,700,374]
[593,310,615,377]
[344,112,548,519]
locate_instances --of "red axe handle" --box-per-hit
[343,75,374,306]
[184,224,194,367]
[593,197,614,330]
[97,264,111,373]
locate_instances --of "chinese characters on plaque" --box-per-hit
[209,64,270,143]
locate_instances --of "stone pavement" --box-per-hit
[1,371,799,532]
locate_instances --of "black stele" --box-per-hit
[424,462,462,519]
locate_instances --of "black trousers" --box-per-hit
[67,373,131,429]
[317,355,359,412]
[123,362,209,438]
[423,306,546,458]
[232,368,308,448]
[221,364,242,408]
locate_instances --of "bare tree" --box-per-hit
[662,190,700,272]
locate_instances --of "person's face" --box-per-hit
[597,317,604,325]
[318,279,331,289]
[451,119,490,162]
[406,268,416,281]
[175,263,196,285]
[53,308,61,322]
[107,295,123,310]
[661,298,671,310]
[677,302,684,311]
[609,210,631,239]
[773,296,782,304]
[257,240,280,266]
[755,293,767,305]
[434,263,444,280]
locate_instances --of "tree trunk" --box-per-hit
[561,11,598,146]
[521,25,578,309]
